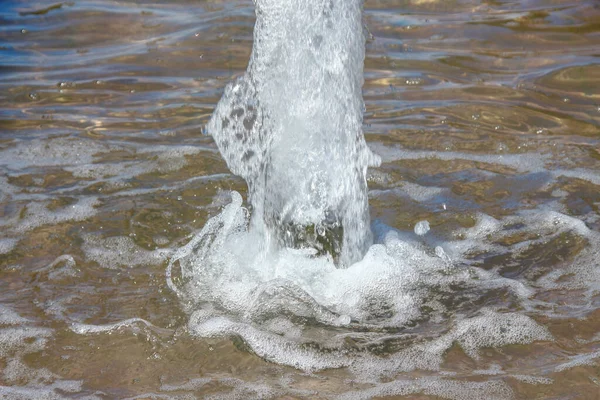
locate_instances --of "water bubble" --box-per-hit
[335,314,351,326]
[405,77,421,85]
[316,224,326,237]
[414,220,430,236]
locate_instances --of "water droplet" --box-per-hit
[316,224,326,237]
[414,220,430,236]
[335,315,351,325]
[405,78,421,85]
[20,29,27,34]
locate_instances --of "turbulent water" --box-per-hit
[206,0,380,265]
[1,0,600,399]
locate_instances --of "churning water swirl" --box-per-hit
[1,0,599,398]
[165,1,599,396]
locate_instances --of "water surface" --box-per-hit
[1,0,599,399]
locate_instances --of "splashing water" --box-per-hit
[206,0,380,266]
[165,0,600,396]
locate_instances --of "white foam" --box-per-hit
[444,310,552,360]
[0,380,95,400]
[370,143,549,173]
[70,317,167,335]
[338,377,513,400]
[164,0,599,393]
[0,305,30,325]
[510,375,553,385]
[554,168,600,186]
[83,234,172,269]
[13,197,99,233]
[0,238,19,255]
[171,192,554,377]
[554,350,600,372]
[160,377,211,392]
[0,137,112,170]
[67,144,212,180]
[0,327,53,357]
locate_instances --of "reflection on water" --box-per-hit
[1,0,599,398]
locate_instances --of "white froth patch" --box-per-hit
[67,144,210,181]
[0,380,92,400]
[42,255,79,281]
[414,220,430,236]
[82,234,172,269]
[0,327,53,357]
[370,143,549,173]
[67,162,137,179]
[3,358,58,385]
[160,377,211,392]
[510,375,553,385]
[138,144,208,173]
[0,305,30,326]
[70,317,164,335]
[0,137,112,169]
[445,310,552,359]
[14,197,99,233]
[173,193,555,376]
[205,378,279,400]
[0,307,89,399]
[554,168,600,186]
[554,350,600,372]
[338,377,513,400]
[170,192,459,329]
[0,237,19,255]
[0,176,17,202]
[189,314,351,371]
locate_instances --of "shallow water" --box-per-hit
[1,0,600,399]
